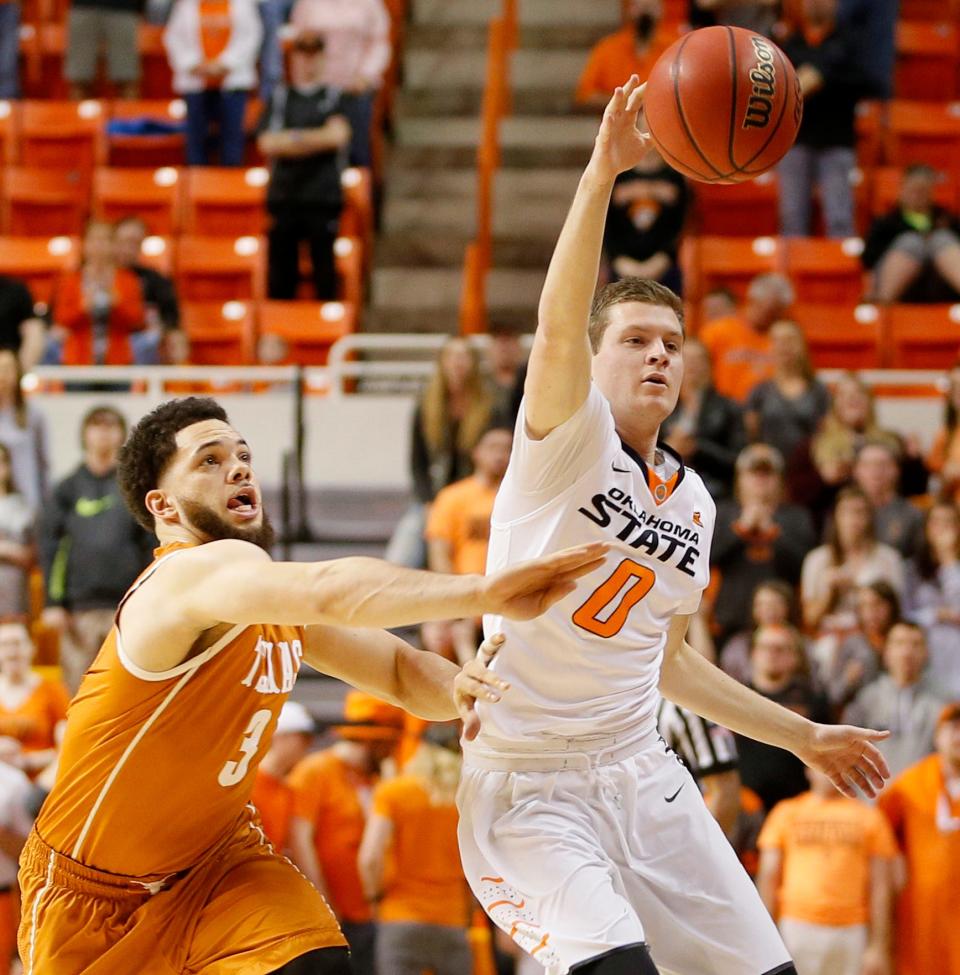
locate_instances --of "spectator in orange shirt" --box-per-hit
[250,700,315,852]
[359,721,471,975]
[288,691,405,975]
[877,702,960,975]
[574,0,672,107]
[757,766,897,975]
[49,221,147,367]
[426,425,513,664]
[0,618,69,778]
[699,273,794,402]
[426,425,512,578]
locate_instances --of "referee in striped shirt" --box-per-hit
[657,698,741,837]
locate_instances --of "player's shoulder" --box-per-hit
[155,539,272,579]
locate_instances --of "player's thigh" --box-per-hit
[185,850,344,974]
[458,766,645,973]
[616,756,790,975]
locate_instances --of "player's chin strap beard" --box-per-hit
[180,498,277,553]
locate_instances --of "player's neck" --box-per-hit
[155,523,205,549]
[615,422,660,466]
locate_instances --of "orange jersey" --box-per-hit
[878,755,960,975]
[372,775,469,928]
[0,676,69,755]
[757,791,897,927]
[699,314,774,403]
[425,475,498,576]
[574,27,669,104]
[251,767,295,852]
[288,749,373,923]
[36,543,306,878]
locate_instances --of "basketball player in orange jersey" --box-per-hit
[457,76,891,975]
[17,395,606,975]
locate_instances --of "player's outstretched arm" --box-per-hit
[305,628,508,741]
[659,615,891,799]
[526,76,649,439]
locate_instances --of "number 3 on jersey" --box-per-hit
[219,708,273,787]
[572,559,656,638]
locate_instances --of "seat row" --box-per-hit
[0,163,373,249]
[0,233,363,309]
[176,299,357,367]
[691,165,960,239]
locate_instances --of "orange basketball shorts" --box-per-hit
[18,813,345,975]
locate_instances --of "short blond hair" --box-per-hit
[588,278,685,353]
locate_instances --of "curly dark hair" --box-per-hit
[117,397,229,530]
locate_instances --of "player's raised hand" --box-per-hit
[591,75,650,182]
[796,723,891,799]
[482,543,608,620]
[455,633,508,741]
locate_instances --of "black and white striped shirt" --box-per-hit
[657,699,739,781]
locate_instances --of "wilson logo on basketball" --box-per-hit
[742,36,776,130]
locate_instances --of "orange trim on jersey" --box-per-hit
[479,876,503,883]
[531,934,551,955]
[647,468,680,506]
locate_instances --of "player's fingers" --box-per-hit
[833,771,858,799]
[478,632,505,663]
[857,736,891,779]
[626,81,646,114]
[460,676,502,703]
[846,764,876,797]
[465,661,510,693]
[605,84,626,118]
[856,752,887,791]
[543,542,609,571]
[553,556,608,584]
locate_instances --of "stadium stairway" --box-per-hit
[371,0,615,334]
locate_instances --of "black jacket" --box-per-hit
[862,206,960,270]
[661,387,745,500]
[40,465,154,611]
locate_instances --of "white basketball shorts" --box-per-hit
[457,737,792,975]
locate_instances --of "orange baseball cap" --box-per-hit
[332,691,405,741]
[937,702,960,729]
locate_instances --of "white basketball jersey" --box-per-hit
[470,384,715,756]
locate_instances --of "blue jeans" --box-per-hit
[777,144,856,239]
[184,88,249,166]
[342,90,376,168]
[0,2,20,99]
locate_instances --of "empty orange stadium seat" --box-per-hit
[869,165,958,217]
[790,303,883,370]
[106,100,187,168]
[258,300,356,365]
[784,238,866,304]
[900,0,960,21]
[181,167,268,236]
[895,22,960,100]
[683,235,781,305]
[175,236,264,301]
[91,167,183,235]
[339,168,374,251]
[884,100,960,172]
[139,24,174,100]
[19,100,105,174]
[0,101,19,166]
[0,236,79,307]
[181,301,256,365]
[887,303,960,368]
[693,172,779,238]
[1,168,89,237]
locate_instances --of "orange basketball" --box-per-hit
[644,26,802,184]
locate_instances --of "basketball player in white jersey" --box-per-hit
[457,76,891,975]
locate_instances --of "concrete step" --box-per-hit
[373,267,464,309]
[396,87,482,117]
[386,167,476,198]
[382,197,476,236]
[403,48,486,90]
[364,306,461,334]
[375,231,472,268]
[408,23,611,49]
[394,116,480,150]
[517,0,619,27]
[412,0,499,26]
